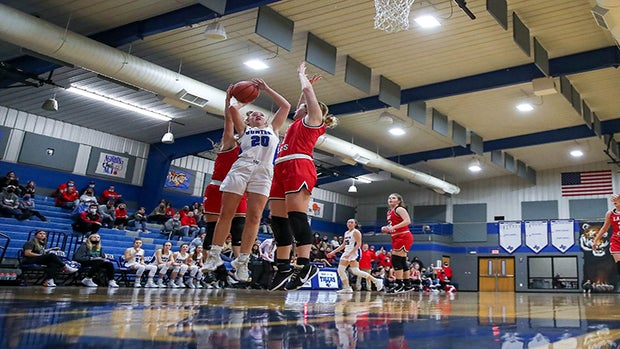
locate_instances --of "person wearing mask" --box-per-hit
[72,233,118,287]
[72,203,102,236]
[98,200,116,228]
[81,180,97,196]
[0,185,22,218]
[128,206,149,233]
[114,202,129,230]
[99,185,122,204]
[55,184,79,209]
[17,193,48,221]
[148,200,168,224]
[163,212,187,240]
[181,211,201,237]
[21,230,78,287]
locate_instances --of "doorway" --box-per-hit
[478,257,515,292]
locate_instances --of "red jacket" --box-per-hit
[79,211,101,224]
[181,215,197,227]
[115,207,128,219]
[100,189,121,203]
[56,190,78,206]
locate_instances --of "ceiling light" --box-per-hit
[41,94,58,111]
[348,179,358,193]
[204,21,227,41]
[516,102,534,112]
[67,85,172,121]
[161,122,174,144]
[244,59,269,70]
[468,159,482,172]
[356,177,372,184]
[570,149,583,157]
[389,127,406,136]
[414,15,441,28]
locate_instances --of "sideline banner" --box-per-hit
[499,221,522,253]
[95,152,128,178]
[550,219,574,253]
[524,220,548,253]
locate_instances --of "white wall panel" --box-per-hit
[132,157,146,186]
[74,145,91,175]
[4,129,24,162]
[0,106,7,125]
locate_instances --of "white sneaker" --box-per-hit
[43,279,56,287]
[186,279,196,289]
[203,248,224,270]
[108,280,119,288]
[227,276,239,285]
[337,286,354,293]
[170,281,179,288]
[176,280,186,288]
[231,257,249,282]
[195,280,203,289]
[373,278,384,292]
[145,280,157,288]
[134,281,142,288]
[81,277,98,287]
[64,265,79,274]
[157,279,165,288]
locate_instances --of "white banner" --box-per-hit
[525,220,548,253]
[550,219,575,253]
[499,221,522,254]
[307,201,324,218]
[95,152,128,178]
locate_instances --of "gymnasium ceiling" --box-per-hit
[0,0,619,197]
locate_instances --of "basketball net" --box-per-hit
[374,0,416,33]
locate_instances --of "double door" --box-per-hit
[478,257,515,292]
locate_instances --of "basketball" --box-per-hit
[231,81,259,103]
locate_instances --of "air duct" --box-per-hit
[0,3,460,195]
[592,0,620,45]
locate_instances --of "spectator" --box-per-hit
[0,171,20,194]
[221,235,234,261]
[128,206,149,233]
[81,180,97,196]
[165,202,175,218]
[17,193,48,222]
[190,245,206,288]
[52,179,75,198]
[55,184,79,209]
[72,188,98,219]
[355,243,374,291]
[330,236,340,250]
[255,238,276,289]
[123,238,157,288]
[412,256,425,270]
[0,185,21,218]
[410,263,422,291]
[178,205,191,219]
[181,211,201,237]
[185,245,203,289]
[21,230,78,287]
[189,232,206,254]
[72,203,102,236]
[148,200,168,224]
[163,213,187,240]
[99,185,122,204]
[72,233,118,288]
[259,216,273,236]
[114,202,129,230]
[168,243,192,288]
[378,251,392,269]
[98,200,116,228]
[583,279,593,294]
[154,241,174,288]
[21,180,37,198]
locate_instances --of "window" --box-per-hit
[528,256,578,289]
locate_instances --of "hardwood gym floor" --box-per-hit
[0,286,618,348]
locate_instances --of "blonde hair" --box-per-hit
[611,194,620,202]
[86,234,101,252]
[318,101,338,129]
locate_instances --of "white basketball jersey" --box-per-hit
[343,229,358,255]
[237,125,279,165]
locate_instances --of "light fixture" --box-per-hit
[41,93,58,111]
[516,102,534,112]
[414,15,441,28]
[347,179,358,193]
[244,59,269,70]
[468,158,482,172]
[356,176,372,184]
[161,122,174,144]
[379,110,394,124]
[67,85,172,121]
[389,127,406,136]
[570,149,584,157]
[204,21,227,41]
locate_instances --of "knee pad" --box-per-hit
[337,264,348,281]
[349,267,365,278]
[203,221,217,249]
[288,211,313,246]
[230,217,245,247]
[271,216,293,246]
[392,255,407,271]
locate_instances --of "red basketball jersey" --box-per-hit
[211,146,240,181]
[277,118,325,158]
[387,207,409,234]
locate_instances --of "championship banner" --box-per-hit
[499,221,522,253]
[95,152,128,178]
[307,201,324,218]
[550,219,574,253]
[524,220,548,253]
[579,221,617,292]
[165,168,191,191]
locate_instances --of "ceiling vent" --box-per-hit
[592,5,611,29]
[176,89,209,108]
[591,1,620,45]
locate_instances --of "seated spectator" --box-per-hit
[191,202,204,222]
[55,185,79,209]
[98,200,116,228]
[165,202,175,218]
[81,180,97,196]
[21,230,79,287]
[259,216,273,236]
[162,213,187,240]
[168,243,192,288]
[72,233,118,288]
[72,188,98,219]
[72,203,102,236]
[51,179,75,198]
[0,185,22,218]
[190,245,206,288]
[221,235,234,261]
[154,241,175,288]
[189,232,206,253]
[181,211,201,237]
[17,193,47,221]
[114,202,129,230]
[0,171,20,195]
[128,206,149,233]
[123,238,157,288]
[99,185,122,204]
[148,200,168,224]
[21,180,37,198]
[178,205,191,219]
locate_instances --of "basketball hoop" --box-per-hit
[374,0,416,33]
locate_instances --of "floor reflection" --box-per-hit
[0,287,620,348]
